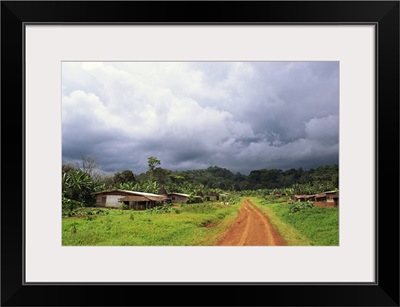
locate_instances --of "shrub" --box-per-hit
[119,203,129,210]
[187,195,203,204]
[146,204,174,214]
[289,201,314,213]
[180,203,218,214]
[85,211,97,221]
[62,197,84,216]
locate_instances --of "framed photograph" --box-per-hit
[1,1,399,306]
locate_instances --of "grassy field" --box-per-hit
[63,196,339,246]
[62,201,241,246]
[252,197,339,246]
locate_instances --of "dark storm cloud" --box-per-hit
[62,62,339,175]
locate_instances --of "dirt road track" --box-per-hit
[217,199,286,246]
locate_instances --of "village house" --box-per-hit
[206,192,220,201]
[312,190,339,206]
[167,192,190,203]
[158,187,190,203]
[92,189,166,210]
[294,191,338,204]
[294,194,315,202]
[157,187,171,203]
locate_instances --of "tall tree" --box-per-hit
[148,156,161,172]
[76,154,101,180]
[147,156,161,181]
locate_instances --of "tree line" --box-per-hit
[62,155,338,207]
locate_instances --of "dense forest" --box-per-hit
[62,155,338,207]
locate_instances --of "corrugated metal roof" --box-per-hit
[168,193,189,197]
[92,189,163,197]
[295,194,316,199]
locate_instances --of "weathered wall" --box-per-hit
[314,201,338,208]
[96,194,124,207]
[105,195,122,207]
[169,194,187,203]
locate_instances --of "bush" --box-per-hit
[289,201,314,213]
[119,203,129,210]
[187,195,203,204]
[180,203,218,214]
[62,197,84,216]
[146,204,174,214]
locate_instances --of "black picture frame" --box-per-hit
[1,1,399,306]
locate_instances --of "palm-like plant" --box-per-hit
[62,169,96,205]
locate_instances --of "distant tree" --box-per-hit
[148,156,161,172]
[153,167,172,185]
[62,163,76,173]
[76,154,101,180]
[147,156,161,181]
[113,170,136,185]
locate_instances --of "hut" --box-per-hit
[294,194,316,202]
[315,193,326,202]
[158,186,172,203]
[325,191,338,203]
[206,192,220,201]
[294,195,308,202]
[92,189,166,210]
[167,192,190,203]
[314,191,339,206]
[158,186,168,197]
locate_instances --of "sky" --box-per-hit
[62,61,339,175]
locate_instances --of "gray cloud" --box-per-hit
[62,62,339,175]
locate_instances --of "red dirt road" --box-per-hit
[217,199,286,246]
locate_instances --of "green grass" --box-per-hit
[62,202,240,246]
[252,197,339,246]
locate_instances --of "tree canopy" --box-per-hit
[62,155,339,206]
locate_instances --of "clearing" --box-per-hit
[217,199,286,246]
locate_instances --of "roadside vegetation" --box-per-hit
[62,201,241,246]
[253,197,339,246]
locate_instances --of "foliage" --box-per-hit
[119,203,129,210]
[256,198,338,246]
[289,201,315,213]
[62,202,240,246]
[114,180,160,194]
[186,194,203,204]
[63,154,338,215]
[179,203,223,214]
[148,156,161,171]
[146,203,174,214]
[113,170,136,185]
[171,164,338,192]
[62,197,84,217]
[62,168,98,206]
[62,204,110,218]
